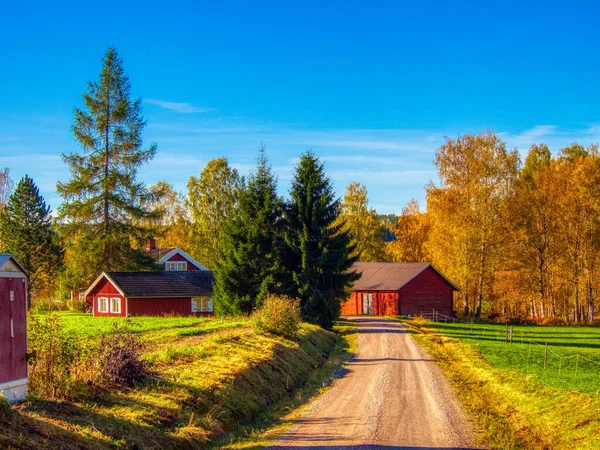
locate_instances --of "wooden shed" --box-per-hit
[341,262,458,317]
[0,254,28,403]
[85,271,214,317]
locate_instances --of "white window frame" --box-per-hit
[166,261,188,271]
[98,297,109,313]
[110,297,121,314]
[191,297,213,312]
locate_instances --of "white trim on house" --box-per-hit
[166,260,188,271]
[110,297,121,314]
[0,255,29,276]
[157,248,208,271]
[84,272,127,299]
[191,296,213,312]
[97,297,109,313]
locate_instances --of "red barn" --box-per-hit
[0,255,28,403]
[341,262,458,317]
[85,271,214,317]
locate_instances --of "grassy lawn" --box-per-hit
[421,321,600,393]
[1,312,341,450]
[406,318,600,449]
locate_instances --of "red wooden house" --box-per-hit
[85,271,214,317]
[85,243,213,317]
[0,255,28,403]
[341,262,458,317]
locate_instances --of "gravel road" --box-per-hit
[269,317,478,449]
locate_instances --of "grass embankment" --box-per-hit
[405,319,600,449]
[0,313,343,450]
[216,318,358,449]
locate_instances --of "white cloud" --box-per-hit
[503,124,600,155]
[144,99,216,114]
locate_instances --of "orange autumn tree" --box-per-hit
[386,199,430,262]
[427,131,519,318]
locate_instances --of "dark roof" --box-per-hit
[350,262,458,291]
[104,271,213,297]
[143,247,176,262]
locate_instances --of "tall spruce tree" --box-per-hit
[213,148,282,315]
[281,152,359,329]
[57,47,158,290]
[0,175,63,304]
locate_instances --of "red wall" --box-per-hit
[166,253,200,271]
[89,278,126,317]
[0,277,28,383]
[399,266,454,317]
[340,291,400,315]
[128,297,213,317]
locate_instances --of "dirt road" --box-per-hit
[269,317,478,449]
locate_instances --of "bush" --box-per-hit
[27,315,76,399]
[98,324,147,386]
[0,393,11,417]
[252,295,301,339]
[67,299,89,313]
[30,297,67,314]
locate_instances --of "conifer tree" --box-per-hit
[0,175,63,304]
[57,47,158,290]
[281,151,359,329]
[213,148,282,315]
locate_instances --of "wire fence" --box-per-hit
[412,311,600,384]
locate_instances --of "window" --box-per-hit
[98,297,109,313]
[110,297,121,314]
[191,297,213,312]
[166,261,188,271]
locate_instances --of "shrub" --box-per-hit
[30,297,67,314]
[252,295,301,339]
[27,315,76,399]
[98,324,147,386]
[67,299,89,313]
[0,393,11,417]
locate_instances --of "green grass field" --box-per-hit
[0,312,343,450]
[407,319,600,449]
[419,321,600,393]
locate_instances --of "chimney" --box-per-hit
[147,238,156,250]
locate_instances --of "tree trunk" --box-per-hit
[475,240,485,319]
[574,283,579,324]
[589,277,595,323]
[531,297,537,319]
[463,287,469,317]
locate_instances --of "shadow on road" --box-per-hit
[356,327,410,334]
[350,357,433,363]
[268,445,481,449]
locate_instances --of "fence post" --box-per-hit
[559,358,562,375]
[544,342,548,369]
[505,323,508,344]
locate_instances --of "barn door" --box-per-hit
[362,293,374,315]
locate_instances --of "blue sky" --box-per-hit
[1,1,599,213]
